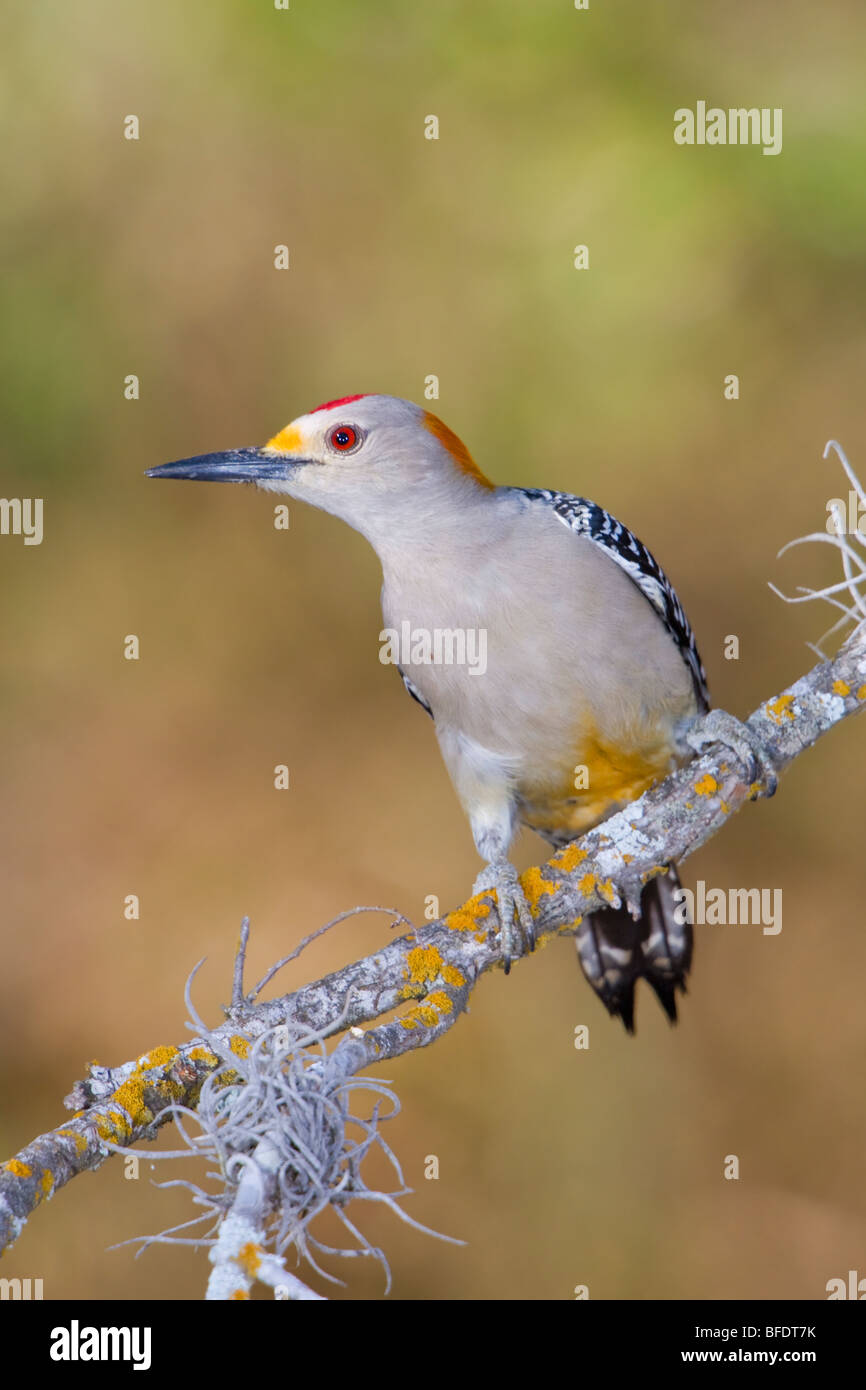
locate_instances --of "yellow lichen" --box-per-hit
[40,1170,54,1196]
[520,865,559,912]
[445,893,491,932]
[578,872,596,895]
[551,843,588,874]
[833,679,850,697]
[56,1129,88,1155]
[230,1289,249,1300]
[237,1242,262,1276]
[88,1044,200,1148]
[598,879,618,905]
[400,945,465,998]
[229,1035,250,1060]
[4,1159,31,1178]
[406,945,444,985]
[399,990,454,1030]
[400,1003,438,1030]
[95,1050,194,1143]
[694,773,718,796]
[766,694,795,724]
[428,990,453,1015]
[111,1078,152,1127]
[640,865,666,884]
[189,1045,219,1065]
[440,962,465,987]
[138,1045,179,1071]
[857,685,866,701]
[95,1114,128,1143]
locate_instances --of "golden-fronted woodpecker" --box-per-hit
[147,393,775,1030]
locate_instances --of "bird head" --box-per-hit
[146,394,493,546]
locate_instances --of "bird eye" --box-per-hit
[328,424,360,452]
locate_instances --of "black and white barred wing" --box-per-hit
[517,488,710,711]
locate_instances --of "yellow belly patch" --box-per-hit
[520,731,675,838]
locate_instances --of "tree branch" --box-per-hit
[3,621,864,1261]
[4,439,866,1291]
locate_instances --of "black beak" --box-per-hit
[145,447,308,484]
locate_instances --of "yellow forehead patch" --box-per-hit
[423,412,493,489]
[265,423,304,453]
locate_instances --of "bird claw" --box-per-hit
[686,709,778,799]
[473,859,535,974]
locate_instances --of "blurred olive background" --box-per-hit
[2,0,865,1301]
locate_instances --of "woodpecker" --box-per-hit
[147,393,774,1030]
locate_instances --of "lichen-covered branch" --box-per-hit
[3,622,864,1260]
[3,441,866,1280]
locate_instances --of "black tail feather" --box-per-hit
[574,866,692,1034]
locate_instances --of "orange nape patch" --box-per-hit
[265,424,304,454]
[423,412,494,489]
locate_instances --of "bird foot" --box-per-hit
[472,859,535,974]
[686,709,778,799]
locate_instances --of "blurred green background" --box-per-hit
[2,0,865,1301]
